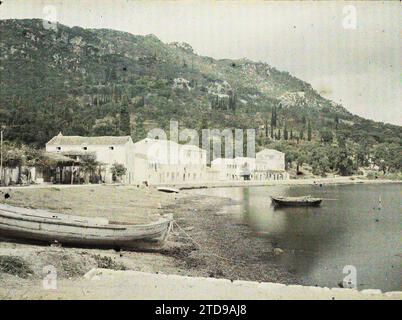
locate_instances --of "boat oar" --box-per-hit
[321,198,338,201]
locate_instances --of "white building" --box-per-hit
[132,138,207,185]
[45,133,135,184]
[211,149,288,181]
[256,149,285,171]
[211,157,256,181]
[255,149,288,180]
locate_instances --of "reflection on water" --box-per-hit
[191,183,401,291]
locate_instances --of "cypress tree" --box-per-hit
[120,105,131,135]
[307,120,312,141]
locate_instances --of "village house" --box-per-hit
[255,149,288,180]
[132,138,207,185]
[211,149,288,181]
[211,157,256,181]
[45,133,135,184]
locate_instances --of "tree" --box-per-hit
[372,143,388,174]
[284,126,288,140]
[307,120,312,141]
[132,114,146,141]
[310,147,330,176]
[228,90,237,112]
[119,105,131,135]
[320,128,333,143]
[111,163,127,182]
[336,137,355,176]
[335,114,340,129]
[79,155,101,183]
[295,150,307,174]
[356,143,369,167]
[271,106,277,128]
[92,116,119,136]
[387,143,402,172]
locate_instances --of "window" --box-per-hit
[83,147,87,150]
[56,147,61,151]
[109,146,114,150]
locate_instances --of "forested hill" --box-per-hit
[0,19,401,175]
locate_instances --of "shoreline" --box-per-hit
[162,176,402,190]
[0,176,399,193]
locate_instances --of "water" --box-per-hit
[191,183,401,291]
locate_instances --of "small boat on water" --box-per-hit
[271,195,322,207]
[0,203,173,249]
[157,187,180,193]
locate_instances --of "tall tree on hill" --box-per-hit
[307,120,312,141]
[271,106,277,128]
[265,119,269,137]
[133,114,146,141]
[335,114,340,129]
[290,129,293,140]
[284,125,288,140]
[119,105,131,135]
[228,90,237,112]
[302,115,307,128]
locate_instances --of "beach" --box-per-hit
[0,177,400,299]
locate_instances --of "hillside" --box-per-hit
[0,19,401,176]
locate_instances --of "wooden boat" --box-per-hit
[271,195,322,207]
[0,203,173,249]
[157,187,180,193]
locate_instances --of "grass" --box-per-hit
[92,254,127,271]
[0,255,33,278]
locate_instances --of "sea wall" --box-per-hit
[71,269,401,300]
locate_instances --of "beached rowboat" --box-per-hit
[157,187,180,193]
[0,203,173,249]
[270,196,322,207]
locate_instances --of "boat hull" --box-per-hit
[271,197,322,207]
[0,204,172,249]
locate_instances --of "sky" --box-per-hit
[1,0,401,125]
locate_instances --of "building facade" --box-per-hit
[255,149,288,180]
[211,149,288,181]
[46,133,135,184]
[211,157,256,181]
[132,138,207,185]
[45,134,288,185]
